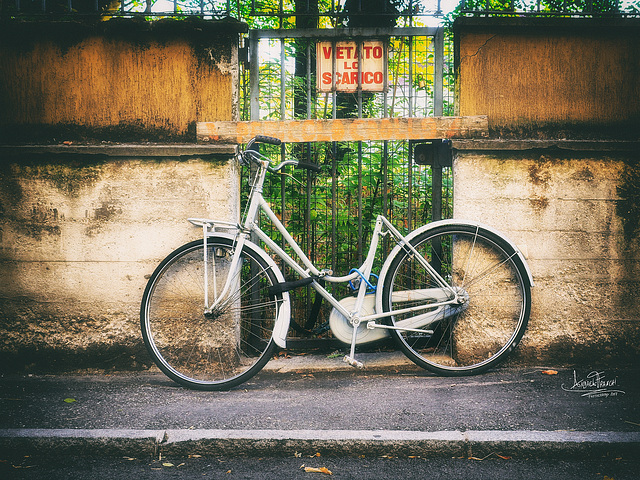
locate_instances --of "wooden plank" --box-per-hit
[197,116,489,144]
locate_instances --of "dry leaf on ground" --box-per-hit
[301,465,333,475]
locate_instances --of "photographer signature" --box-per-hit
[561,370,626,398]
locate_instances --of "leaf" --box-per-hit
[541,370,558,375]
[302,466,333,475]
[63,398,77,403]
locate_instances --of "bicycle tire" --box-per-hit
[140,236,281,390]
[381,223,531,376]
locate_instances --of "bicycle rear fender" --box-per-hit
[207,232,291,349]
[274,295,291,349]
[375,219,534,314]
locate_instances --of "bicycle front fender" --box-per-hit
[375,219,534,315]
[430,219,534,286]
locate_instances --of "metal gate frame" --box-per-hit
[243,27,452,345]
[248,27,445,120]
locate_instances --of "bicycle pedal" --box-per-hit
[343,355,364,369]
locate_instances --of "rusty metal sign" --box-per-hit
[316,40,386,93]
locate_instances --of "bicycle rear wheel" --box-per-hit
[381,224,531,376]
[141,236,281,390]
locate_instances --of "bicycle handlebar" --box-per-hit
[296,161,322,173]
[243,136,322,173]
[253,135,282,146]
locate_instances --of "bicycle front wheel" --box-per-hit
[381,224,531,376]
[141,236,282,390]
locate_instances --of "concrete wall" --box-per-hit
[453,17,640,367]
[452,140,640,366]
[0,19,244,371]
[0,146,239,370]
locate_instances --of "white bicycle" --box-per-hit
[141,136,533,390]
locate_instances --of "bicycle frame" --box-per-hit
[140,135,536,389]
[190,156,465,363]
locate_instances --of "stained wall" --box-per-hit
[0,19,244,370]
[453,17,640,366]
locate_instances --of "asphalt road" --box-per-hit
[2,454,638,480]
[1,361,638,471]
[1,366,637,433]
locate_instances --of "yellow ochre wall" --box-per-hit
[455,18,640,138]
[0,19,245,142]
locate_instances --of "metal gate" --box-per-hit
[240,26,455,345]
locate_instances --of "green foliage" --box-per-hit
[239,8,458,287]
[452,0,635,15]
[234,1,457,325]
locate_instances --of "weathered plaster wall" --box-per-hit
[0,148,238,370]
[453,141,640,366]
[454,18,640,139]
[453,17,640,367]
[0,19,244,371]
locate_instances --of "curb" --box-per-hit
[1,429,639,459]
[260,351,420,374]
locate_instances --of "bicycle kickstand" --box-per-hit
[343,317,364,369]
